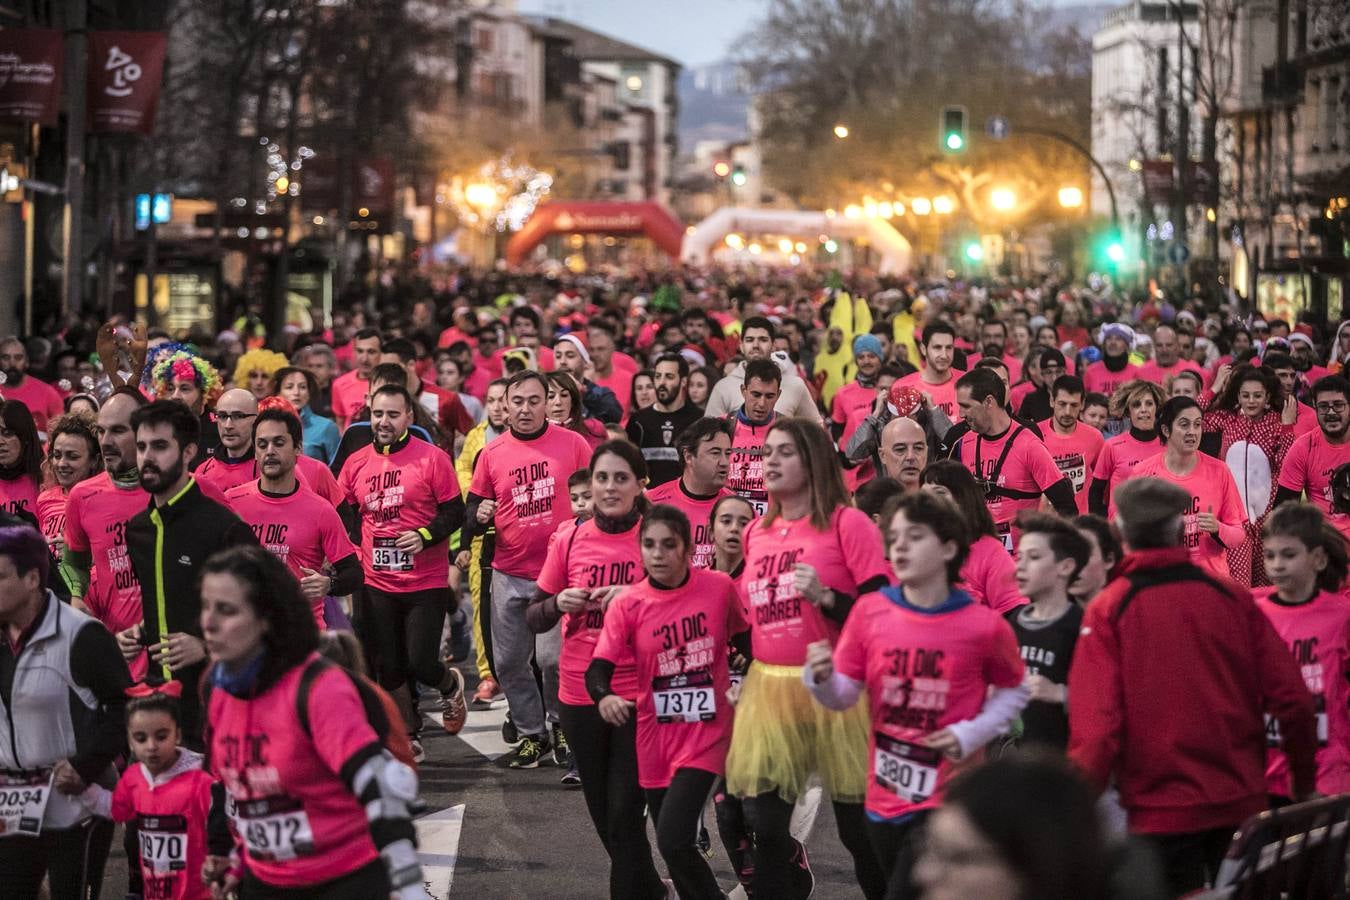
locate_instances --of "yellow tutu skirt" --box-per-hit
[726,661,869,804]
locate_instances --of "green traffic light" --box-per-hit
[964,242,984,261]
[945,133,964,151]
[1106,242,1126,264]
[731,171,747,186]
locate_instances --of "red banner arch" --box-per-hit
[505,201,684,265]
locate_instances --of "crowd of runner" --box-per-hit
[2,267,1350,899]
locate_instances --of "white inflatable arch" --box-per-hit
[681,207,913,275]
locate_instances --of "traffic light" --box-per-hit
[1106,241,1126,264]
[713,161,731,178]
[963,241,984,261]
[730,164,747,187]
[940,106,967,153]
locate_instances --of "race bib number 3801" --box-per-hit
[873,734,941,805]
[0,769,53,838]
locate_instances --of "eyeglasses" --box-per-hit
[215,412,258,424]
[1316,401,1349,414]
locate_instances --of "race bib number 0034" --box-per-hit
[0,769,53,838]
[652,670,717,724]
[873,734,940,805]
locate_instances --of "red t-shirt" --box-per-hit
[739,507,890,665]
[832,381,878,489]
[1277,431,1350,515]
[955,425,1065,536]
[109,758,216,900]
[209,656,381,888]
[329,370,369,428]
[1254,587,1350,796]
[832,588,1024,820]
[536,518,643,705]
[1129,453,1248,580]
[0,473,37,519]
[35,485,67,548]
[225,481,357,627]
[896,371,961,423]
[1092,431,1163,516]
[1082,361,1141,398]
[726,414,775,516]
[594,569,748,788]
[3,375,63,435]
[1038,420,1105,513]
[337,437,459,593]
[468,424,592,579]
[645,481,733,571]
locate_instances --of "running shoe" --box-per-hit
[790,838,815,898]
[559,764,581,787]
[410,738,426,764]
[502,712,518,745]
[439,666,467,735]
[506,733,549,769]
[471,677,502,708]
[551,724,572,768]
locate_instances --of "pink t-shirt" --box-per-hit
[536,518,643,706]
[209,656,381,888]
[296,455,344,508]
[645,481,733,570]
[726,414,775,516]
[65,473,148,678]
[594,569,748,788]
[739,507,890,665]
[1254,587,1350,796]
[832,589,1024,820]
[956,425,1065,535]
[960,535,1023,614]
[1137,359,1204,386]
[1038,420,1105,513]
[337,437,458,593]
[226,481,357,626]
[3,375,63,435]
[1277,431,1350,515]
[1291,403,1319,437]
[329,370,369,428]
[0,474,38,519]
[36,485,68,548]
[109,760,216,900]
[897,371,961,424]
[1129,453,1248,580]
[832,381,878,489]
[194,455,255,497]
[1009,381,1036,411]
[469,424,592,579]
[1082,361,1141,398]
[1092,431,1163,516]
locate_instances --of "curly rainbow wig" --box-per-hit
[233,348,290,389]
[144,344,223,409]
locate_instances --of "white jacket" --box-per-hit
[705,357,822,422]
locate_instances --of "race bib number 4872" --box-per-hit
[236,795,315,861]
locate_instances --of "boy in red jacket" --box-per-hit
[1068,477,1318,897]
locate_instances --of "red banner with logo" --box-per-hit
[87,31,167,135]
[0,29,63,126]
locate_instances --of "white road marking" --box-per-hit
[426,704,514,761]
[416,804,465,899]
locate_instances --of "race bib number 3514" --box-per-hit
[372,536,413,572]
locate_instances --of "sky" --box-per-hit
[516,0,1099,69]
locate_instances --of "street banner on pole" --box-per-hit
[0,29,63,126]
[87,31,167,135]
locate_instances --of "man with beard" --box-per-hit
[830,334,887,489]
[646,417,733,569]
[1037,376,1104,513]
[1262,351,1319,436]
[895,321,962,423]
[330,327,383,428]
[626,353,703,486]
[1276,376,1350,513]
[1082,323,1141,397]
[552,334,622,424]
[705,317,819,420]
[979,318,1022,383]
[0,336,64,437]
[122,400,257,744]
[1288,333,1332,387]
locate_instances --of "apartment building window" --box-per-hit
[1326,75,1341,151]
[474,26,493,52]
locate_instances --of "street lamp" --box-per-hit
[833,124,850,139]
[1058,186,1084,209]
[932,195,954,215]
[911,197,932,216]
[464,181,498,216]
[990,188,1017,211]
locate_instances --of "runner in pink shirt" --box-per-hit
[590,506,749,900]
[1129,397,1250,581]
[646,417,734,570]
[725,359,783,517]
[1256,503,1350,797]
[1038,376,1104,513]
[1275,376,1350,513]
[329,328,382,428]
[0,337,63,436]
[897,321,962,423]
[954,368,1077,549]
[1081,323,1141,397]
[466,371,593,768]
[200,546,424,899]
[919,460,1024,614]
[728,418,891,899]
[226,409,361,629]
[0,398,41,520]
[805,490,1027,895]
[1088,380,1165,517]
[831,335,886,489]
[337,385,466,743]
[36,413,101,560]
[1137,325,1204,386]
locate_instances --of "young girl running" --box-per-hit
[588,505,750,900]
[728,417,891,899]
[804,491,1028,899]
[77,683,219,900]
[526,441,664,899]
[1255,502,1350,799]
[919,460,1023,614]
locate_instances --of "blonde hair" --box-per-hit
[1108,379,1165,420]
[233,348,290,389]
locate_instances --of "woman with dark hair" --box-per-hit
[273,365,340,463]
[727,417,890,899]
[1129,397,1249,581]
[201,545,424,900]
[0,398,44,522]
[525,440,664,899]
[920,460,1022,614]
[36,411,101,561]
[686,366,720,410]
[630,369,657,415]
[547,371,607,449]
[1203,363,1298,585]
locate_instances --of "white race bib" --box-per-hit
[1266,711,1329,747]
[653,670,717,723]
[873,735,940,805]
[372,537,413,572]
[0,769,53,838]
[237,796,315,861]
[138,815,189,873]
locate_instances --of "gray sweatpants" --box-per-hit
[490,569,562,738]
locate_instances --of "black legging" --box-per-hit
[239,859,389,898]
[365,586,450,696]
[751,791,887,900]
[646,768,722,900]
[557,701,665,900]
[868,813,930,900]
[0,817,114,900]
[713,778,756,889]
